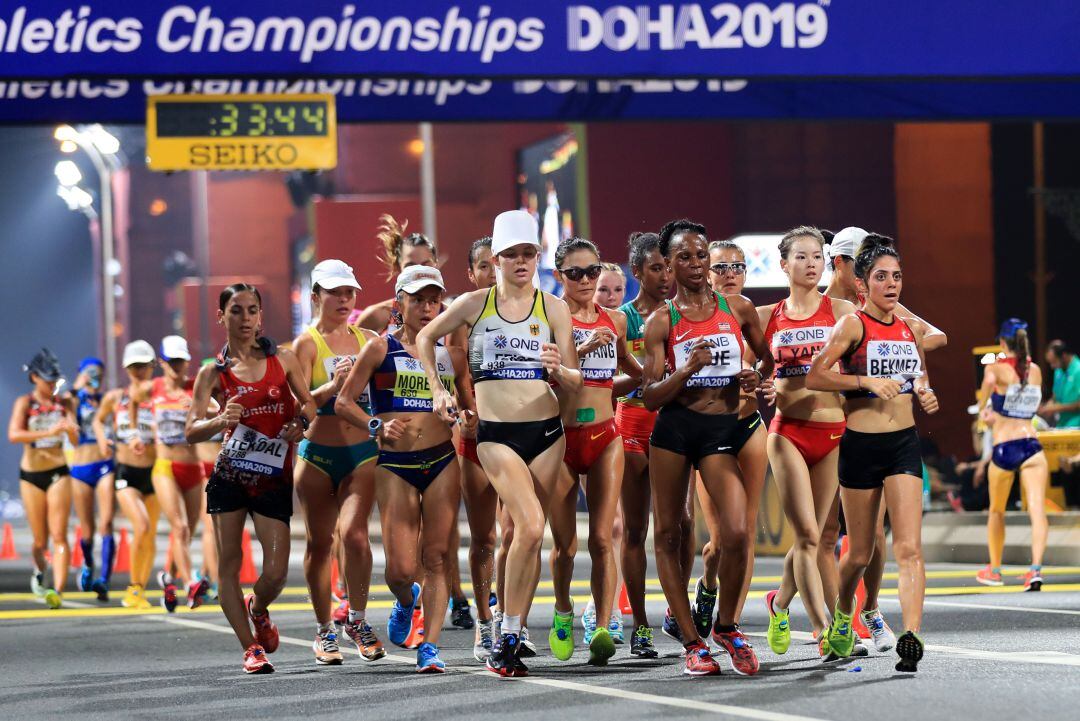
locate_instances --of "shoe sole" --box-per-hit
[895,636,923,673]
[631,650,659,659]
[244,664,275,674]
[1025,580,1043,592]
[683,665,721,677]
[417,665,446,674]
[518,645,537,659]
[315,656,344,666]
[975,577,1004,587]
[361,649,387,661]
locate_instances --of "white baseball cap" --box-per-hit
[395,265,446,295]
[312,259,361,290]
[827,226,869,258]
[160,335,191,361]
[122,340,156,367]
[491,210,540,256]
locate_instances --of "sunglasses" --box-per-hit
[710,262,746,275]
[559,264,603,282]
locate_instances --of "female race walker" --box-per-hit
[976,318,1048,590]
[8,349,77,609]
[293,259,385,665]
[186,283,315,674]
[152,335,212,611]
[337,265,475,673]
[547,238,641,666]
[594,262,627,310]
[95,341,159,610]
[69,357,116,601]
[615,232,671,659]
[416,209,582,678]
[807,234,938,673]
[642,219,773,677]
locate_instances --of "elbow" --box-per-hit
[642,388,661,412]
[926,333,947,351]
[333,395,349,417]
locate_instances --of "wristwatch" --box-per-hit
[367,418,383,439]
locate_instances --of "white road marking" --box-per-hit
[156,616,831,721]
[880,596,1080,617]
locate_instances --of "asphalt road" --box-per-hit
[2,544,1079,721]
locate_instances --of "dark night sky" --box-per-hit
[0,127,98,495]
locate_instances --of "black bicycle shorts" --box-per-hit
[114,463,154,495]
[649,404,747,469]
[206,475,293,524]
[838,427,922,490]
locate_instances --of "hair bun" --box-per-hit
[862,233,895,250]
[821,229,835,244]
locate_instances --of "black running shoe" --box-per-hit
[630,625,659,659]
[692,579,717,639]
[895,630,924,673]
[451,597,475,630]
[487,632,527,677]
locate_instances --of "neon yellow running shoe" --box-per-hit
[827,607,855,658]
[588,627,616,666]
[764,590,790,655]
[122,584,152,610]
[43,589,61,609]
[548,609,575,661]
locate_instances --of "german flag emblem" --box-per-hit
[529,323,540,336]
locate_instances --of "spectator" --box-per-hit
[1041,340,1080,428]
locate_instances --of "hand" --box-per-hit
[541,342,562,374]
[736,368,760,393]
[97,438,114,457]
[432,388,458,424]
[49,419,77,436]
[459,409,479,437]
[979,404,994,423]
[332,357,354,392]
[381,417,411,443]
[863,377,902,400]
[577,328,615,357]
[973,461,987,487]
[683,340,715,376]
[129,438,146,456]
[1038,402,1058,416]
[279,417,306,443]
[757,377,777,406]
[917,386,939,414]
[220,395,243,430]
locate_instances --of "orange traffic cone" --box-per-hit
[618,582,632,616]
[838,535,870,639]
[0,522,18,560]
[239,529,258,584]
[71,528,84,568]
[114,528,131,574]
[330,557,340,594]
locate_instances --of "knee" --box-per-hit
[588,532,613,560]
[218,549,242,577]
[384,565,414,590]
[720,533,749,560]
[171,521,191,543]
[792,533,820,555]
[305,532,334,560]
[421,544,450,574]
[891,539,922,566]
[844,547,873,570]
[624,523,648,549]
[49,531,68,548]
[513,517,545,554]
[655,525,683,555]
[261,566,288,592]
[341,525,370,555]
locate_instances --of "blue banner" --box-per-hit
[0,2,1077,80]
[2,77,1078,123]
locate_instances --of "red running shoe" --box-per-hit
[403,606,425,649]
[683,640,721,676]
[243,643,274,674]
[711,627,760,676]
[187,578,210,610]
[246,593,280,653]
[332,596,350,627]
[976,566,1003,587]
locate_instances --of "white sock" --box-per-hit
[348,608,364,624]
[317,621,333,635]
[502,614,521,635]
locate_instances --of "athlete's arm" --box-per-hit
[830,297,858,320]
[355,300,393,333]
[730,294,773,386]
[91,390,118,455]
[544,294,583,394]
[418,289,486,422]
[449,346,478,435]
[642,303,701,411]
[59,403,79,445]
[611,309,643,398]
[278,347,317,426]
[293,333,343,410]
[805,314,901,399]
[895,302,947,351]
[7,395,40,445]
[185,365,233,443]
[911,322,939,414]
[334,336,386,431]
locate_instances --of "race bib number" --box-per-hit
[1001,383,1042,419]
[673,333,742,388]
[866,340,922,393]
[29,412,63,449]
[575,328,617,382]
[772,325,831,378]
[390,349,454,411]
[481,328,545,380]
[221,423,287,476]
[156,408,188,446]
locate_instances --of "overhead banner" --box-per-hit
[2,77,1079,123]
[0,2,1077,80]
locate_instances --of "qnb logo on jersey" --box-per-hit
[868,341,920,378]
[404,357,420,371]
[494,334,509,350]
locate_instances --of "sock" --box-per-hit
[554,606,573,618]
[1031,565,1042,572]
[713,623,738,634]
[80,537,95,572]
[100,534,115,582]
[317,622,333,635]
[502,614,521,635]
[991,566,1001,575]
[348,609,364,624]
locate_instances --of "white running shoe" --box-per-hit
[30,571,46,597]
[581,599,598,643]
[860,608,896,652]
[474,618,495,662]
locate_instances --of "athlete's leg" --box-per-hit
[72,480,96,562]
[986,463,1014,569]
[447,521,466,601]
[418,462,463,647]
[20,481,48,576]
[1019,454,1050,568]
[696,454,748,628]
[650,446,698,641]
[199,482,218,584]
[213,509,257,648]
[337,461,377,620]
[295,459,339,626]
[548,466,579,613]
[375,468,422,609]
[818,492,841,613]
[461,456,497,621]
[620,452,652,629]
[586,440,625,623]
[116,487,151,585]
[863,505,888,611]
[250,512,291,611]
[835,487,881,616]
[882,474,925,633]
[139,494,162,587]
[95,475,116,582]
[495,500,511,610]
[45,476,72,592]
[152,471,193,584]
[734,424,768,619]
[696,474,722,591]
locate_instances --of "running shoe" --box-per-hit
[692,578,717,639]
[588,627,616,666]
[894,630,924,673]
[609,613,625,644]
[519,627,537,658]
[388,582,420,647]
[489,591,498,607]
[416,642,447,673]
[712,627,759,676]
[91,579,109,602]
[852,641,870,658]
[313,627,344,665]
[826,607,855,658]
[122,584,152,610]
[549,609,575,661]
[451,597,475,630]
[1021,568,1043,592]
[818,627,839,662]
[764,590,791,655]
[975,565,1003,586]
[78,566,93,593]
[474,618,495,662]
[187,578,210,610]
[159,572,178,613]
[30,571,45,597]
[332,596,350,627]
[243,643,274,674]
[661,608,683,644]
[403,607,426,649]
[343,618,386,661]
[581,599,598,644]
[683,640,721,676]
[246,593,279,653]
[860,608,896,652]
[206,582,219,602]
[630,625,659,659]
[43,589,62,609]
[492,609,503,636]
[487,633,526,677]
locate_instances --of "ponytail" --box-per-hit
[1014,328,1031,387]
[377,214,437,280]
[853,234,900,281]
